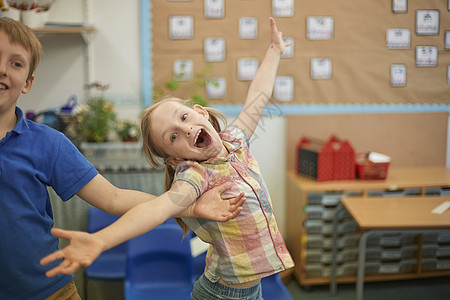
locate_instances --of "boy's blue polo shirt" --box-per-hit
[0,107,98,300]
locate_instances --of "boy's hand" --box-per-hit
[193,182,245,221]
[40,228,105,277]
[269,17,290,54]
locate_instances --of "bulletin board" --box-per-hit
[151,0,450,105]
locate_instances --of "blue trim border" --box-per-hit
[140,1,449,115]
[212,103,450,116]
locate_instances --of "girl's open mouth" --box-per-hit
[194,129,212,148]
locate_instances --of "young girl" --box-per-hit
[41,17,294,299]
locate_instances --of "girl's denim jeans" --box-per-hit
[191,274,263,300]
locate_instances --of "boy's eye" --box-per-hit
[181,113,187,121]
[11,62,22,68]
[171,133,177,142]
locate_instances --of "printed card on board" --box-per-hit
[415,46,438,67]
[239,17,258,39]
[311,58,332,79]
[173,59,193,80]
[281,37,294,58]
[204,38,226,62]
[386,29,410,49]
[204,0,225,19]
[169,16,194,39]
[390,64,407,87]
[416,10,439,35]
[392,0,407,13]
[307,16,334,40]
[445,31,450,50]
[206,77,227,99]
[274,76,294,101]
[237,58,259,81]
[272,0,294,17]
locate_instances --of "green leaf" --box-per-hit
[166,80,179,91]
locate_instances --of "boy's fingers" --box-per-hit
[40,250,65,266]
[230,193,245,209]
[214,182,233,194]
[228,192,244,205]
[50,227,70,239]
[230,207,243,219]
[45,260,81,277]
[235,195,246,209]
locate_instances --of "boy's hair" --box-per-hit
[0,18,42,79]
[141,96,227,234]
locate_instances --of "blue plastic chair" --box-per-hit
[85,207,128,280]
[124,224,195,300]
[261,273,294,300]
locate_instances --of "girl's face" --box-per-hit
[150,101,227,166]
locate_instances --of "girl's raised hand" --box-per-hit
[269,17,290,54]
[40,228,105,277]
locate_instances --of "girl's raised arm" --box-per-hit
[232,17,290,139]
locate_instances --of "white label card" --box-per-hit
[311,58,332,79]
[237,58,259,81]
[173,59,193,81]
[390,64,406,87]
[448,65,450,84]
[416,46,438,67]
[169,16,194,39]
[272,0,294,17]
[392,0,407,13]
[204,0,225,19]
[239,17,258,39]
[445,31,450,50]
[204,37,226,62]
[307,16,334,40]
[274,76,294,101]
[416,10,439,35]
[281,37,294,58]
[206,77,227,99]
[386,29,410,49]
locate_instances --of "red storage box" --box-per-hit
[296,136,355,181]
[356,153,391,180]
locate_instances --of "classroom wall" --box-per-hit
[16,0,449,237]
[19,0,141,120]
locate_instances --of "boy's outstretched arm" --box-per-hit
[40,180,243,277]
[233,17,290,139]
[77,174,244,220]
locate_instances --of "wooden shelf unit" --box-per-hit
[32,26,97,34]
[285,167,450,286]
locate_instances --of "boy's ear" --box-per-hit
[21,75,34,94]
[193,104,209,119]
[165,157,184,167]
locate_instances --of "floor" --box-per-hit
[83,276,450,300]
[285,276,450,300]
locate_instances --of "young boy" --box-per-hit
[0,17,244,300]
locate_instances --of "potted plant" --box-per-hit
[74,82,116,143]
[115,119,140,142]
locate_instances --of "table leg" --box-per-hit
[356,231,371,300]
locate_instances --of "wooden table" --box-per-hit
[330,196,450,300]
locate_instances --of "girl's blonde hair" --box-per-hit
[141,96,227,234]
